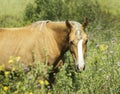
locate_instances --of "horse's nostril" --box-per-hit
[75,65,79,72]
[83,65,85,70]
[75,65,81,72]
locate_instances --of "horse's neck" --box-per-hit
[48,22,69,55]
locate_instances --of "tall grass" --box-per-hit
[0,39,120,94]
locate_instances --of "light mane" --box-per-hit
[30,20,50,31]
[71,21,82,40]
[71,21,82,30]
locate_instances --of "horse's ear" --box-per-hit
[82,17,88,28]
[66,20,72,29]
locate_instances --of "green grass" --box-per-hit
[0,0,34,27]
[97,0,120,15]
[92,0,120,15]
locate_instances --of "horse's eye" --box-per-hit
[70,41,74,45]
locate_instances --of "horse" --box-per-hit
[0,19,88,84]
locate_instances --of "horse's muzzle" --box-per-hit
[75,64,85,72]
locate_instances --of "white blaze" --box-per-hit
[77,39,85,69]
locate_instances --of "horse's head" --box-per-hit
[66,18,88,72]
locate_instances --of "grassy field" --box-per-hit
[97,0,120,15]
[0,0,33,17]
[0,0,120,17]
[0,0,120,94]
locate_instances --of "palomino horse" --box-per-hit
[0,19,88,83]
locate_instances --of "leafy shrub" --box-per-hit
[24,0,102,23]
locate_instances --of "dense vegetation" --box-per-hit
[0,0,120,94]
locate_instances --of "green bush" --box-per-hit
[24,0,102,23]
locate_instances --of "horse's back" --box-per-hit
[0,21,58,69]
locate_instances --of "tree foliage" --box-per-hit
[24,0,102,23]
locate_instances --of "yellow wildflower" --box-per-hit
[3,86,8,91]
[24,92,32,94]
[39,80,44,85]
[0,64,4,71]
[8,59,14,64]
[13,91,18,94]
[99,44,107,52]
[5,71,10,77]
[12,67,16,71]
[16,56,21,62]
[44,80,49,85]
[47,91,51,94]
[29,92,33,94]
[24,92,28,94]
